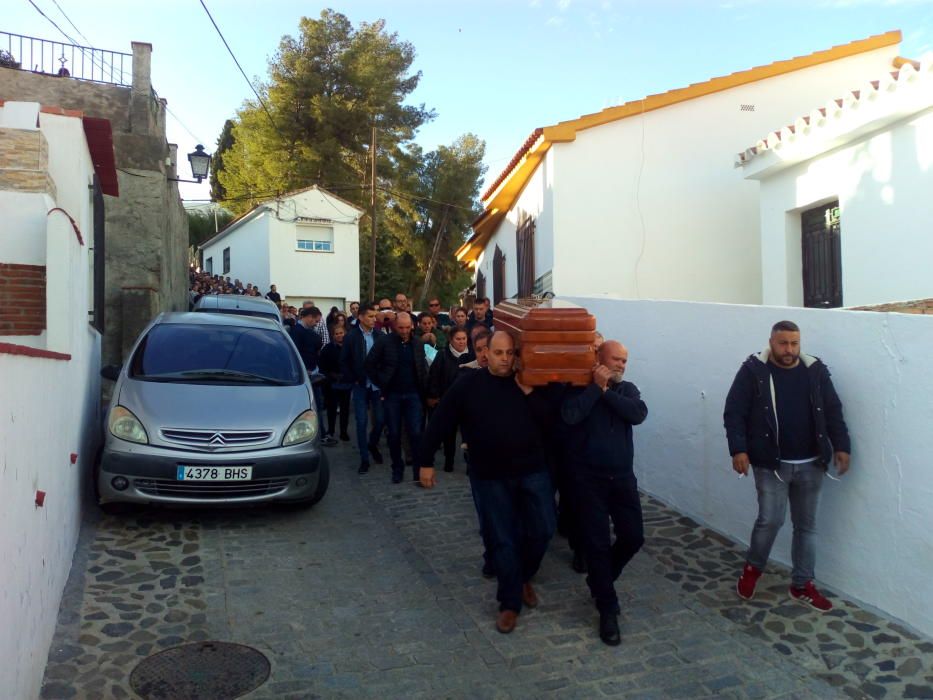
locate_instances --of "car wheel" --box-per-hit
[291,453,330,508]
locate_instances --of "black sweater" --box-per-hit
[561,381,648,476]
[418,369,552,480]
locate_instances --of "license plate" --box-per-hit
[176,466,253,481]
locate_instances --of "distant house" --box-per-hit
[199,186,363,311]
[737,56,933,309]
[457,31,905,306]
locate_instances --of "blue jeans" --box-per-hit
[383,391,423,480]
[471,470,556,613]
[351,385,384,464]
[747,460,824,587]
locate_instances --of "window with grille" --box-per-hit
[222,247,231,274]
[516,217,535,298]
[476,270,487,300]
[493,245,506,305]
[801,201,842,308]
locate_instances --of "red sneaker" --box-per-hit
[736,563,762,600]
[789,581,833,612]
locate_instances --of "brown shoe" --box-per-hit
[522,582,539,609]
[496,609,518,634]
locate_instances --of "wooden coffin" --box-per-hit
[492,298,596,386]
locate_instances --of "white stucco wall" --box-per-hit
[567,295,933,637]
[755,107,933,307]
[477,148,557,303]
[0,103,103,699]
[267,189,361,304]
[554,47,899,305]
[200,213,271,290]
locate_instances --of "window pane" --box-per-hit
[130,324,302,384]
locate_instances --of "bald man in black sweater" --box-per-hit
[418,331,556,635]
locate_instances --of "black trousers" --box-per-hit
[575,471,644,614]
[323,383,350,437]
[554,458,582,552]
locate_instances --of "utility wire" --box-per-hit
[197,0,287,144]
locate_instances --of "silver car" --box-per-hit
[97,312,328,509]
[193,293,281,322]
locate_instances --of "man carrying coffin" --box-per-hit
[418,331,556,634]
[561,340,648,646]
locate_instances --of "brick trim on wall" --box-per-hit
[0,263,47,335]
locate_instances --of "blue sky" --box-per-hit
[5,0,933,203]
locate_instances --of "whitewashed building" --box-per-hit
[737,56,933,308]
[457,31,906,306]
[199,186,363,311]
[0,100,115,699]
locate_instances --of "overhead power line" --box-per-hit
[197,0,287,144]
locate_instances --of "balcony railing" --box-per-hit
[0,31,131,87]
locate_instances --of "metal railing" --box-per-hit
[0,31,132,86]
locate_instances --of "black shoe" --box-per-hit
[443,464,454,473]
[391,474,403,484]
[321,435,338,447]
[599,611,621,646]
[358,462,370,475]
[339,433,351,442]
[572,550,587,574]
[368,445,384,464]
[481,560,496,579]
[405,458,414,467]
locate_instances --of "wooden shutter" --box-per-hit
[476,270,486,300]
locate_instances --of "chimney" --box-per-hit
[131,42,152,95]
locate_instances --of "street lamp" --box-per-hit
[187,145,211,183]
[169,144,212,184]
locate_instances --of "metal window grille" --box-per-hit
[476,270,487,301]
[493,245,506,305]
[222,248,231,275]
[516,217,536,298]
[801,201,842,308]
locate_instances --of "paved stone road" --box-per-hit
[41,437,933,699]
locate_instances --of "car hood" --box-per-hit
[116,378,314,451]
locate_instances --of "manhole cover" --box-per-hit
[130,641,270,700]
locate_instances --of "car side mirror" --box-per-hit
[100,365,120,381]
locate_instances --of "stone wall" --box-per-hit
[0,42,188,364]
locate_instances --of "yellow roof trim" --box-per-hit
[459,30,902,266]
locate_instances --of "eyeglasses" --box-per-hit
[428,302,440,307]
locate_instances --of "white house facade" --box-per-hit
[738,56,933,308]
[458,31,905,307]
[200,186,363,311]
[0,100,114,699]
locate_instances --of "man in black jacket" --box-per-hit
[724,320,851,613]
[561,340,648,646]
[419,331,556,635]
[289,307,337,446]
[340,302,386,473]
[466,297,494,334]
[426,327,472,472]
[366,312,429,483]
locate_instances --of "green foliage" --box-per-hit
[210,119,235,202]
[187,208,234,250]
[212,9,485,306]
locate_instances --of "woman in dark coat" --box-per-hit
[425,327,472,471]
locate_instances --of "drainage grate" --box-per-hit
[130,641,271,700]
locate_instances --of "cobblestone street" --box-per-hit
[41,438,933,700]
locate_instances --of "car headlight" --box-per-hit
[109,406,149,444]
[283,410,318,446]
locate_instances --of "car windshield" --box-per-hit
[130,324,302,385]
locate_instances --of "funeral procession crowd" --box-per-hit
[190,271,852,647]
